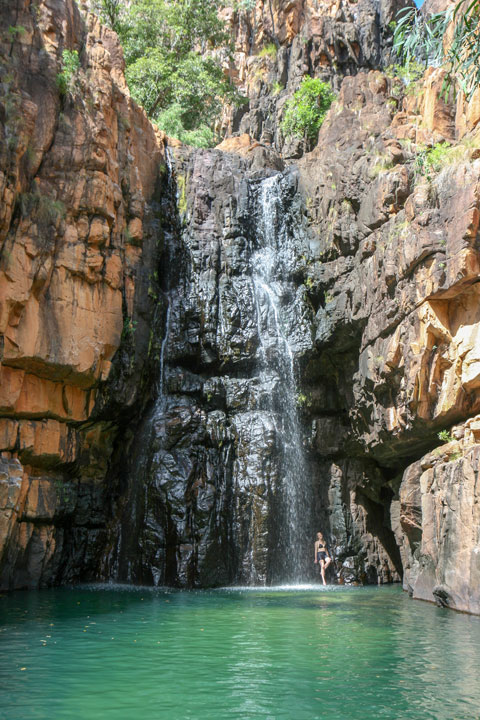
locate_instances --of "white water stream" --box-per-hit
[252,174,310,582]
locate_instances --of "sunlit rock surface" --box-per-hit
[397,419,480,614]
[0,0,165,588]
[1,0,480,613]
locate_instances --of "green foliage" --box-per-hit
[100,0,239,147]
[415,142,457,180]
[424,142,452,172]
[155,104,215,148]
[296,393,312,408]
[19,192,66,226]
[449,450,463,462]
[122,317,137,341]
[438,429,455,443]
[447,0,480,99]
[124,226,134,244]
[89,0,123,31]
[56,49,80,96]
[370,154,394,178]
[234,0,256,10]
[272,80,284,96]
[385,61,424,87]
[8,25,26,40]
[53,479,75,507]
[176,173,188,215]
[281,76,335,143]
[258,43,277,59]
[393,7,446,69]
[387,219,409,245]
[393,1,480,100]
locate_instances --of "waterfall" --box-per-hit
[251,174,311,583]
[106,152,315,589]
[158,300,171,397]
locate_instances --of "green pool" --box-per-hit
[1,584,479,720]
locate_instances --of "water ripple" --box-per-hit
[1,584,479,720]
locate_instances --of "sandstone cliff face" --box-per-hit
[2,0,480,615]
[221,0,409,157]
[396,418,480,615]
[0,0,165,589]
[295,61,480,610]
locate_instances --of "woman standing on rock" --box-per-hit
[314,532,332,585]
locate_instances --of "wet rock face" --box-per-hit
[106,149,322,587]
[0,0,165,589]
[106,128,405,589]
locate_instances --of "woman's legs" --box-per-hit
[325,556,332,569]
[320,559,326,585]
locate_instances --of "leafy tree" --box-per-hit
[446,0,480,99]
[438,429,455,443]
[89,0,239,147]
[393,6,446,70]
[393,1,480,100]
[281,76,335,144]
[88,0,123,31]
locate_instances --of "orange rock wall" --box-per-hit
[0,0,165,589]
[297,64,480,609]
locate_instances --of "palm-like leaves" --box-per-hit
[393,1,480,100]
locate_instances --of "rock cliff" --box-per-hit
[220,0,409,156]
[1,0,480,615]
[0,0,166,588]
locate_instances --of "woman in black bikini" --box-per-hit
[314,532,332,586]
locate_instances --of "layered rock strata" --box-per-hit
[0,0,165,589]
[397,418,480,615]
[296,65,480,610]
[221,0,409,157]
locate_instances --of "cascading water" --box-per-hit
[251,173,312,583]
[107,150,315,589]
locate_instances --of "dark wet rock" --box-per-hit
[104,147,321,587]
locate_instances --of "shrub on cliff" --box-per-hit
[90,0,240,147]
[281,77,335,145]
[56,49,80,96]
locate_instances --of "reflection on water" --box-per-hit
[1,585,479,720]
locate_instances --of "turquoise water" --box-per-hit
[1,584,480,720]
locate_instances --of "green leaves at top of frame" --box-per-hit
[393,1,480,101]
[393,6,447,69]
[90,0,241,147]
